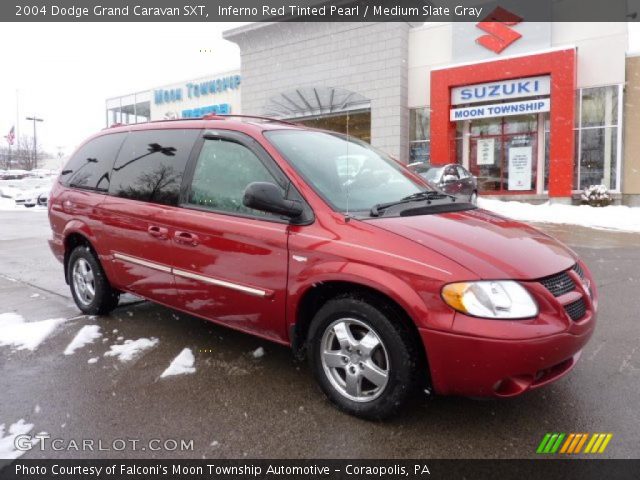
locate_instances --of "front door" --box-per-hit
[169,131,291,342]
[468,114,538,194]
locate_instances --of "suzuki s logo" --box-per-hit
[476,7,523,54]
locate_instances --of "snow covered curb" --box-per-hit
[478,198,640,234]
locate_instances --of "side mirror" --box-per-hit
[243,182,303,219]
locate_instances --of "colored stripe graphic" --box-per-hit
[537,433,613,454]
[536,433,565,454]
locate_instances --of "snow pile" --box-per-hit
[160,348,196,378]
[0,419,34,459]
[63,325,101,355]
[0,313,67,351]
[251,347,265,359]
[478,198,640,233]
[104,337,159,362]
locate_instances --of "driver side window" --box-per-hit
[188,139,283,218]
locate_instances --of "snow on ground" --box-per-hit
[63,325,101,355]
[0,313,68,351]
[160,348,196,378]
[104,338,159,362]
[0,419,34,459]
[478,198,640,233]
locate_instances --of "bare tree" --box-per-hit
[11,135,45,170]
[0,146,11,170]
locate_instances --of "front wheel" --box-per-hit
[308,295,421,419]
[68,245,119,315]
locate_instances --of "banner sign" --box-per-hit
[450,98,550,121]
[508,146,533,191]
[451,76,550,105]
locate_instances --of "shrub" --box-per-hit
[581,184,612,207]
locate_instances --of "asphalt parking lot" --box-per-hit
[0,209,639,459]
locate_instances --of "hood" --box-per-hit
[368,208,576,280]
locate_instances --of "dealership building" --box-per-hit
[107,21,640,205]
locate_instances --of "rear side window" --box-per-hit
[60,133,126,191]
[109,129,199,206]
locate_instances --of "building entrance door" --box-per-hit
[468,114,538,194]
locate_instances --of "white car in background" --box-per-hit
[0,177,53,208]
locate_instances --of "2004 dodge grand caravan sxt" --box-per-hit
[48,116,596,419]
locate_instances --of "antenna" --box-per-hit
[345,110,350,221]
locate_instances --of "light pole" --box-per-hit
[26,116,43,169]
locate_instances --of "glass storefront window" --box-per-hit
[409,107,430,164]
[297,110,371,143]
[579,126,618,188]
[544,86,621,191]
[468,115,537,194]
[563,85,622,191]
[470,117,501,136]
[410,142,430,164]
[581,86,618,128]
[410,108,429,142]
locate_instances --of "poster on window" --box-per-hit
[476,138,495,165]
[508,146,532,191]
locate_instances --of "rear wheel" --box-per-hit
[68,245,119,315]
[308,294,421,419]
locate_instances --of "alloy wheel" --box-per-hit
[72,258,96,306]
[320,318,390,402]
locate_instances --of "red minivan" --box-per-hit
[48,116,596,419]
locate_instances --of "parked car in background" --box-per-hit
[0,169,29,180]
[408,162,478,204]
[0,177,53,207]
[18,184,52,207]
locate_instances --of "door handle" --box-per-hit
[147,225,169,240]
[174,231,199,246]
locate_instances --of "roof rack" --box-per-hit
[106,115,297,129]
[202,114,297,126]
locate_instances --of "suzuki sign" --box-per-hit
[451,75,551,105]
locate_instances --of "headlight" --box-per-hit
[441,281,538,319]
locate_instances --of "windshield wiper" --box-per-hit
[370,190,456,217]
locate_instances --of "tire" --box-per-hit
[470,191,478,205]
[68,245,119,315]
[307,294,421,420]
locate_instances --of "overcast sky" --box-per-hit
[1,22,639,159]
[0,22,245,157]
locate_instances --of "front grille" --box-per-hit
[564,298,587,321]
[573,263,585,279]
[540,271,575,297]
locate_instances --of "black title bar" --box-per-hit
[2,459,640,480]
[3,0,640,22]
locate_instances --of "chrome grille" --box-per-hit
[540,270,575,297]
[564,298,587,321]
[573,263,585,279]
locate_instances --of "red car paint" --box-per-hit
[48,118,596,398]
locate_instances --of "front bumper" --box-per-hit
[419,313,595,397]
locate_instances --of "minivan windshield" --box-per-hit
[265,130,432,214]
